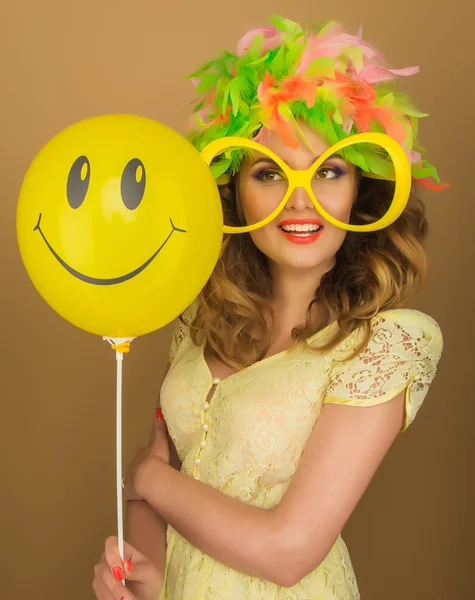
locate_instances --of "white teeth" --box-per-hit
[280,223,321,233]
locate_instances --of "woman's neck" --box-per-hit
[269,260,334,328]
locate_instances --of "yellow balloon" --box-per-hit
[17,115,223,338]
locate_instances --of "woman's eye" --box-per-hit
[316,166,341,180]
[257,170,284,182]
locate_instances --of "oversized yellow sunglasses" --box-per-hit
[200,132,411,234]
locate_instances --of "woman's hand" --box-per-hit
[122,409,170,503]
[92,536,163,600]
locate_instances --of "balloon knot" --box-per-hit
[111,342,131,354]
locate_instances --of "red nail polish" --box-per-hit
[112,565,124,581]
[125,559,133,572]
[156,408,164,420]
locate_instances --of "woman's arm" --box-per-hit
[125,426,181,569]
[135,390,406,587]
[125,364,182,573]
[124,499,167,573]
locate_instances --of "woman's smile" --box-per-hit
[277,218,324,244]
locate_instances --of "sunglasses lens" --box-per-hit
[209,145,290,228]
[310,141,398,227]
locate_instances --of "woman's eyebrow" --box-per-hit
[251,157,280,167]
[250,152,347,167]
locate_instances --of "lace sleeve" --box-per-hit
[168,301,199,364]
[324,309,443,431]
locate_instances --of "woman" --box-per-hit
[92,15,445,600]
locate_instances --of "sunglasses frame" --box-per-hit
[200,132,412,234]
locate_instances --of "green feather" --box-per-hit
[411,161,441,182]
[247,33,265,61]
[362,151,396,179]
[270,45,286,79]
[319,20,338,36]
[306,56,335,78]
[229,79,241,116]
[248,51,271,67]
[268,14,303,34]
[346,47,364,72]
[332,108,343,125]
[197,74,219,95]
[210,158,232,179]
[221,80,233,114]
[185,58,217,80]
[238,99,250,116]
[342,145,370,171]
[192,100,206,114]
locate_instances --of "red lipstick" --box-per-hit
[277,218,324,245]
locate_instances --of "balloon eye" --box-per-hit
[67,156,90,209]
[121,158,146,210]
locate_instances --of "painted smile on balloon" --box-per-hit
[33,213,186,286]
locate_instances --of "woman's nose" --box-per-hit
[285,185,314,211]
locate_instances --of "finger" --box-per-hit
[101,538,159,592]
[104,536,125,572]
[105,535,149,569]
[122,555,158,584]
[147,409,165,445]
[99,558,140,599]
[153,415,169,441]
[154,415,168,436]
[95,578,132,600]
[95,544,142,599]
[92,563,119,600]
[99,561,130,597]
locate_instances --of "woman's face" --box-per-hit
[237,123,358,273]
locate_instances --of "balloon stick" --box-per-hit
[103,336,135,583]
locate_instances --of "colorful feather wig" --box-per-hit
[186,15,447,190]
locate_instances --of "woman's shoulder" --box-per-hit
[374,308,443,348]
[325,308,443,431]
[330,307,443,362]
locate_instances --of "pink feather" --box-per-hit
[342,116,354,133]
[410,150,422,165]
[380,115,408,145]
[297,32,378,74]
[237,27,282,56]
[358,64,420,84]
[252,126,269,144]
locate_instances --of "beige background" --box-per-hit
[1,1,473,598]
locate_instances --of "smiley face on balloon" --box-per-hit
[17,115,223,338]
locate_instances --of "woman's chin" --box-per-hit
[269,250,336,273]
[252,229,343,273]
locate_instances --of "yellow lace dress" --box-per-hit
[158,306,443,600]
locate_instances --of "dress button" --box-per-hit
[200,440,207,447]
[212,377,221,385]
[194,476,200,480]
[202,423,209,431]
[195,458,201,465]
[203,401,210,410]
